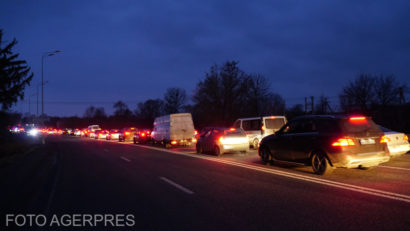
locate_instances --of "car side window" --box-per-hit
[233,120,241,128]
[242,120,251,131]
[282,120,306,134]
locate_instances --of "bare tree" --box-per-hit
[339,74,375,113]
[113,101,132,117]
[135,99,164,127]
[340,74,407,113]
[164,87,186,114]
[84,106,96,118]
[373,75,406,106]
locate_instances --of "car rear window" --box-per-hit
[265,118,285,129]
[339,118,381,134]
[224,129,245,135]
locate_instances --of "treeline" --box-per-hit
[6,61,410,132]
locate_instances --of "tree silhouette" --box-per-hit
[164,87,186,114]
[113,101,132,117]
[0,29,33,110]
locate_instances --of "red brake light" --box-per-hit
[125,132,130,135]
[349,116,367,124]
[171,140,177,145]
[229,128,235,131]
[141,132,146,137]
[332,138,355,147]
[194,130,198,135]
[380,135,390,143]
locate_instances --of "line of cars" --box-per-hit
[72,113,409,175]
[11,113,409,175]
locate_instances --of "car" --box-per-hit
[379,126,410,156]
[258,115,391,175]
[95,130,109,139]
[133,129,152,144]
[73,129,81,136]
[118,127,138,142]
[196,127,249,156]
[89,129,101,138]
[233,116,287,149]
[107,129,121,140]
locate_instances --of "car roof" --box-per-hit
[236,116,286,120]
[291,114,360,120]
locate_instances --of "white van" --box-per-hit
[152,113,196,147]
[233,116,287,149]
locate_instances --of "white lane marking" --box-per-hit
[134,144,410,203]
[45,153,61,215]
[85,138,410,203]
[120,156,131,162]
[378,166,410,171]
[160,177,194,195]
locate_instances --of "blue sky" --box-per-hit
[1,0,409,116]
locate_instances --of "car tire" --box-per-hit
[359,166,374,170]
[311,152,334,175]
[196,143,203,154]
[214,146,222,156]
[252,139,259,150]
[260,146,272,165]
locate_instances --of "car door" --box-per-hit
[291,119,319,162]
[269,121,298,161]
[201,130,213,152]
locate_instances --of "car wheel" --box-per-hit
[196,143,203,154]
[260,146,272,165]
[252,139,259,149]
[214,146,222,156]
[311,152,334,175]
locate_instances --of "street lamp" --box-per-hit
[41,50,61,118]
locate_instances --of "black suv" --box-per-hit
[258,115,390,175]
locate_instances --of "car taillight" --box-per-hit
[403,135,408,141]
[171,140,177,145]
[125,132,130,135]
[332,138,355,147]
[349,116,367,124]
[380,135,390,143]
[219,136,225,143]
[141,132,146,137]
[194,130,198,135]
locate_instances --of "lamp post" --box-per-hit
[41,50,61,118]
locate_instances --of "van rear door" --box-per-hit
[263,117,286,136]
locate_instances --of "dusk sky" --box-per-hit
[1,0,409,116]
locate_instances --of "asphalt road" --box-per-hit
[1,135,409,230]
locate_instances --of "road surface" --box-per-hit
[0,136,409,230]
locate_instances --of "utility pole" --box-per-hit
[304,97,308,113]
[311,96,314,114]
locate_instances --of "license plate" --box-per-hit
[360,138,375,145]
